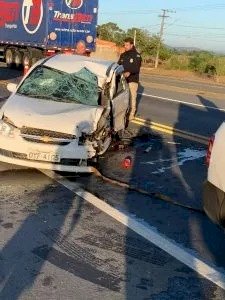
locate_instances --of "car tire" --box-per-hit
[203,181,225,226]
[5,48,14,68]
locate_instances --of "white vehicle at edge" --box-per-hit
[203,123,225,227]
[0,54,129,172]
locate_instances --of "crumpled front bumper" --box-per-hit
[0,122,96,172]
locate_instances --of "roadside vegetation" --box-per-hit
[97,23,225,77]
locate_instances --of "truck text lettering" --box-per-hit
[0,1,20,27]
[54,11,93,23]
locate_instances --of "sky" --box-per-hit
[98,1,225,53]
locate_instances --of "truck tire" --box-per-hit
[22,52,31,68]
[5,48,14,68]
[14,51,23,69]
[31,57,39,66]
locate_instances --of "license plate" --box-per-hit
[28,152,60,163]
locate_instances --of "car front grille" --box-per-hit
[20,127,76,145]
[21,136,71,145]
[20,127,76,139]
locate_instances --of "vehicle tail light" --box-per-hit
[63,49,73,55]
[206,135,215,166]
[46,49,56,56]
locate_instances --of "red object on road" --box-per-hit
[121,156,132,169]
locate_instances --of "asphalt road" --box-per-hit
[138,75,225,137]
[141,73,225,95]
[1,62,225,299]
[1,169,225,299]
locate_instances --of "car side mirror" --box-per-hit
[7,83,17,93]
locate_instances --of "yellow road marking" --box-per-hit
[132,118,209,145]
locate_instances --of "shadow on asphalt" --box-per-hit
[123,118,221,299]
[0,63,22,82]
[136,83,144,115]
[76,101,225,297]
[0,169,86,299]
[1,93,225,298]
[70,116,225,297]
[174,94,225,292]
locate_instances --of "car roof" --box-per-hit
[43,54,123,87]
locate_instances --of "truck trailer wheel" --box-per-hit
[14,51,23,69]
[31,57,39,66]
[5,48,14,68]
[22,52,31,68]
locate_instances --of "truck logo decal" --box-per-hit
[22,0,43,34]
[0,1,20,28]
[65,0,83,10]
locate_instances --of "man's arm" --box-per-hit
[118,53,124,65]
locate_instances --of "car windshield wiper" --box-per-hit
[17,92,45,99]
[17,91,81,104]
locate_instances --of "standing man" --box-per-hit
[118,37,142,121]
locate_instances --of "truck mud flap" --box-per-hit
[203,181,225,227]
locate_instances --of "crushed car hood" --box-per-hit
[1,94,104,136]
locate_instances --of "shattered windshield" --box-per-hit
[17,65,99,106]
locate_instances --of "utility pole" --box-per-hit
[134,29,137,46]
[155,9,175,69]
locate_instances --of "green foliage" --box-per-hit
[97,22,225,76]
[159,47,173,61]
[126,28,156,58]
[165,55,190,70]
[211,56,225,76]
[97,23,125,45]
[189,51,214,74]
[97,23,172,61]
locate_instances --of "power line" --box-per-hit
[167,32,225,37]
[168,24,225,30]
[100,4,225,14]
[175,3,225,12]
[166,33,225,43]
[99,9,158,15]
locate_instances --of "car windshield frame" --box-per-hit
[17,65,100,107]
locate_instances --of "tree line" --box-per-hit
[97,22,225,76]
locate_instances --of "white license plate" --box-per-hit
[28,152,60,162]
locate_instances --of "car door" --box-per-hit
[110,71,129,132]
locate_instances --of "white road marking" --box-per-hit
[138,92,225,112]
[142,148,206,174]
[41,169,225,290]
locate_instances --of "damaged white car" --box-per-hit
[0,54,129,172]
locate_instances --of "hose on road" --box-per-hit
[91,167,204,214]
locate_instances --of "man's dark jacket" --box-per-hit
[118,47,142,83]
